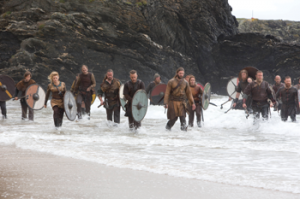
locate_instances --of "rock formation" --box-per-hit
[238,18,300,45]
[0,0,299,95]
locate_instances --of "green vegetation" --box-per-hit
[89,0,95,2]
[136,0,147,6]
[2,11,12,18]
[59,0,65,3]
[125,1,132,5]
[38,24,45,30]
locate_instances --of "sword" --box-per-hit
[244,107,250,119]
[220,98,231,109]
[12,96,27,101]
[201,107,204,122]
[224,101,234,113]
[209,102,218,107]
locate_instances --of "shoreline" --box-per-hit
[0,144,299,199]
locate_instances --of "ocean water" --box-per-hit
[0,96,300,194]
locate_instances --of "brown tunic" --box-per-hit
[164,77,194,120]
[244,80,275,106]
[73,72,96,94]
[100,78,121,107]
[15,79,36,96]
[190,84,203,103]
[45,82,66,108]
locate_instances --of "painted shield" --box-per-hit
[0,75,15,101]
[226,77,243,100]
[132,90,148,122]
[239,66,258,80]
[150,84,167,105]
[202,83,211,110]
[119,84,127,111]
[25,84,46,110]
[91,93,96,105]
[197,82,204,91]
[64,91,77,121]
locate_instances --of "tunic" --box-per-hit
[45,82,66,108]
[164,77,194,120]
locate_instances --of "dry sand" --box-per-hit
[0,145,299,199]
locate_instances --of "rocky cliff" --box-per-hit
[238,18,300,45]
[0,0,300,95]
[0,0,237,93]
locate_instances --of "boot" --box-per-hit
[77,112,82,120]
[165,124,171,131]
[54,118,59,127]
[2,115,7,119]
[180,123,188,131]
[197,121,202,128]
[87,113,90,120]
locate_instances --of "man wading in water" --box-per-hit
[233,69,252,112]
[164,67,195,131]
[187,75,203,128]
[243,70,276,124]
[98,69,122,125]
[14,71,36,121]
[276,76,300,122]
[73,65,96,120]
[123,70,145,130]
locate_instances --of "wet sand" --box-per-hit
[0,145,299,199]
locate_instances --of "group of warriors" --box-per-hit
[227,68,300,124]
[1,65,300,130]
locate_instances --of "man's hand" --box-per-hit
[100,101,104,105]
[164,104,168,109]
[242,103,247,109]
[87,87,91,92]
[14,97,18,100]
[233,103,236,108]
[192,104,196,111]
[270,102,275,107]
[44,105,47,108]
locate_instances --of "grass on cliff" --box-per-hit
[2,11,11,18]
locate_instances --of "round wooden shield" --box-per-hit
[150,84,167,105]
[227,77,243,100]
[91,93,96,105]
[64,91,77,121]
[25,84,45,110]
[202,83,211,110]
[197,82,204,91]
[119,84,127,111]
[239,66,258,80]
[0,75,15,101]
[132,90,148,122]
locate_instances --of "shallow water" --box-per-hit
[0,96,300,194]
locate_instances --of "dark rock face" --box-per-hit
[213,33,300,93]
[0,0,299,95]
[0,0,237,91]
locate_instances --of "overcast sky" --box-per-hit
[228,0,300,21]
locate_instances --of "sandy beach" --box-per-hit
[0,145,298,199]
